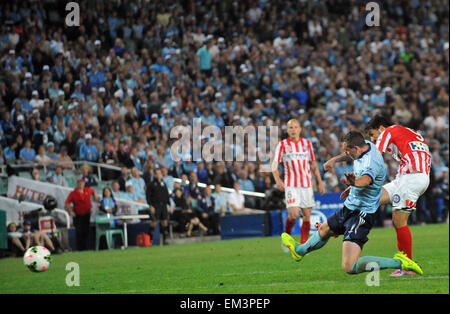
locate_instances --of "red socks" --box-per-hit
[285,217,310,244]
[300,221,310,244]
[285,217,296,234]
[396,225,412,259]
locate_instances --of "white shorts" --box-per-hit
[383,172,430,212]
[285,186,315,209]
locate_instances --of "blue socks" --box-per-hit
[294,232,403,275]
[295,231,329,256]
[349,256,402,274]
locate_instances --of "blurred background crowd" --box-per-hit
[0,0,448,226]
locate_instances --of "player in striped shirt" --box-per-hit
[336,115,430,276]
[272,119,326,244]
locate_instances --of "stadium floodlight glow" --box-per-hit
[170,118,279,172]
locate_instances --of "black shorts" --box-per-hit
[327,206,375,249]
[150,203,169,221]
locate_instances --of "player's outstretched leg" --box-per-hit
[295,230,329,256]
[393,251,423,275]
[281,233,302,261]
[281,229,329,262]
[348,252,423,275]
[348,256,402,274]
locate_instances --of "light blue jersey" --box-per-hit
[344,141,386,214]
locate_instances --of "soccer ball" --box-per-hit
[23,246,51,272]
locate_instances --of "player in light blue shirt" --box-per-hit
[281,131,423,276]
[343,140,386,214]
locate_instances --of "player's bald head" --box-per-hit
[287,119,301,128]
[286,119,301,139]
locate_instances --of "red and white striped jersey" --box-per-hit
[376,125,431,176]
[273,137,315,188]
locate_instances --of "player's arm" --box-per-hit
[64,193,75,217]
[375,129,392,154]
[92,188,101,202]
[323,153,353,172]
[271,142,284,191]
[343,173,373,187]
[271,160,284,191]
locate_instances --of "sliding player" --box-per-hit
[282,131,423,276]
[272,119,326,245]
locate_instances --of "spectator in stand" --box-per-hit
[228,181,245,213]
[57,146,75,170]
[324,172,340,193]
[99,187,118,215]
[46,142,59,170]
[187,172,203,210]
[161,166,175,194]
[123,181,147,206]
[238,169,256,208]
[19,139,36,165]
[118,166,130,192]
[46,172,55,184]
[7,222,30,255]
[111,181,123,199]
[197,37,214,77]
[196,161,209,184]
[435,167,449,222]
[7,221,55,255]
[186,213,208,238]
[198,186,220,235]
[129,166,146,199]
[79,133,99,162]
[206,162,216,185]
[212,184,228,216]
[171,187,193,235]
[99,140,119,180]
[3,141,18,162]
[22,220,55,252]
[80,163,97,188]
[31,168,41,181]
[53,165,67,187]
[34,145,54,168]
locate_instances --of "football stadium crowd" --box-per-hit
[0,0,449,233]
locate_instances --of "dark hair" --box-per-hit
[102,187,114,199]
[101,187,116,208]
[7,222,16,232]
[365,115,392,132]
[342,131,366,148]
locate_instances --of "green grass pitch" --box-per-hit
[0,224,448,294]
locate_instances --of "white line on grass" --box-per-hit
[97,274,449,294]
